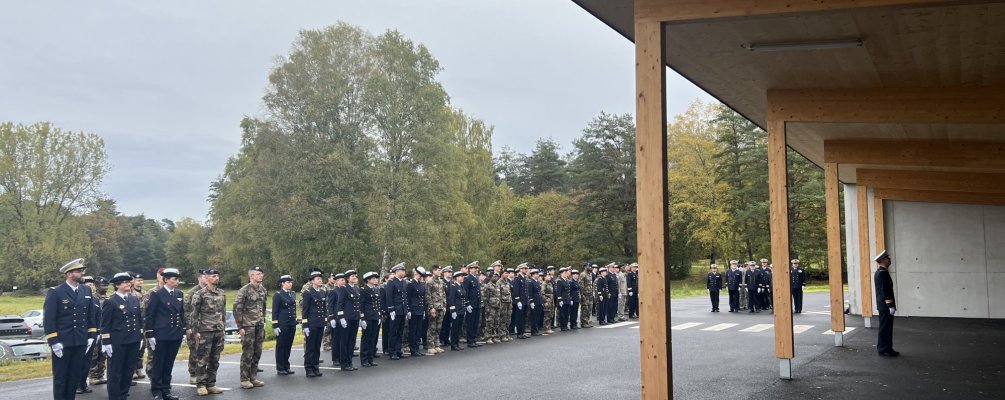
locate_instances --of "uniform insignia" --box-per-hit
[62,299,69,304]
[119,304,126,310]
[85,295,91,299]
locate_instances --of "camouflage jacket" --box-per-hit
[426,277,446,310]
[579,274,595,299]
[184,284,206,314]
[498,277,512,303]
[543,280,554,308]
[131,287,145,311]
[483,281,501,308]
[233,283,267,327]
[188,286,226,332]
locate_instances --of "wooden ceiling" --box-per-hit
[573,0,1005,182]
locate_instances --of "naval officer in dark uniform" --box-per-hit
[706,264,724,312]
[406,267,428,355]
[301,271,327,377]
[43,258,98,400]
[790,259,807,313]
[384,263,407,359]
[874,250,899,357]
[101,272,143,400]
[144,268,186,400]
[446,271,468,350]
[271,274,298,375]
[359,272,382,367]
[336,270,362,370]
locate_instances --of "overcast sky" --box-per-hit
[0,0,711,222]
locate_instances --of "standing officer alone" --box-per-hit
[359,272,382,367]
[301,271,326,377]
[144,268,186,400]
[874,250,899,357]
[234,266,268,389]
[271,275,298,375]
[790,259,806,313]
[707,264,723,312]
[188,269,226,396]
[44,258,98,400]
[726,262,741,312]
[101,272,143,400]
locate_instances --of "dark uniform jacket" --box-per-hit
[407,280,427,316]
[301,286,327,328]
[272,289,298,328]
[790,268,806,289]
[626,272,638,296]
[748,268,763,291]
[361,285,381,321]
[760,269,773,291]
[101,292,143,345]
[510,275,526,306]
[336,285,361,321]
[595,275,610,300]
[726,269,741,291]
[874,267,896,311]
[462,274,482,309]
[606,273,619,298]
[528,279,544,307]
[326,285,345,321]
[569,279,580,303]
[555,278,571,305]
[43,282,98,346]
[385,277,407,315]
[446,281,467,316]
[707,272,723,290]
[144,286,186,340]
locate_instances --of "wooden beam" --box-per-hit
[874,197,885,254]
[635,18,671,400]
[768,119,795,364]
[825,163,846,333]
[824,140,1005,169]
[857,185,874,318]
[768,87,1005,124]
[857,169,1005,194]
[874,188,1005,206]
[634,0,984,23]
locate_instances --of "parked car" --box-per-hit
[19,310,44,338]
[0,338,49,361]
[0,315,31,339]
[224,311,239,343]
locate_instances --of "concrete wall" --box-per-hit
[846,184,1005,319]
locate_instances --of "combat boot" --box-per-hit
[251,379,265,387]
[240,381,254,389]
[196,387,209,396]
[88,378,107,385]
[207,386,224,394]
[189,376,198,385]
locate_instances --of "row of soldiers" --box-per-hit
[705,258,808,313]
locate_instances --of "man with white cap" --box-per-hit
[144,268,186,400]
[271,274,297,375]
[790,259,807,314]
[462,261,483,348]
[44,258,99,400]
[874,250,899,357]
[385,262,407,360]
[406,267,428,356]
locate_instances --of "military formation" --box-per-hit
[44,258,642,399]
[706,258,807,313]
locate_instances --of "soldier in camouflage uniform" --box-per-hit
[88,276,110,385]
[579,265,595,328]
[478,274,492,342]
[188,269,226,396]
[425,265,446,354]
[185,271,207,384]
[483,272,502,343]
[542,272,555,335]
[497,266,513,342]
[234,266,268,389]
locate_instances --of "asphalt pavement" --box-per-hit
[1,292,856,399]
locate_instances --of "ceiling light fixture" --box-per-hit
[743,39,863,52]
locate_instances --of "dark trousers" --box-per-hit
[408,313,424,353]
[339,320,359,367]
[509,306,518,334]
[360,319,380,363]
[628,294,638,317]
[529,305,542,334]
[440,312,452,345]
[388,314,404,355]
[792,289,804,312]
[53,344,87,400]
[275,325,295,371]
[607,294,619,321]
[465,307,480,344]
[303,326,323,372]
[449,314,465,346]
[381,315,391,353]
[107,342,140,400]
[597,298,608,323]
[78,342,97,389]
[514,305,526,335]
[558,304,569,329]
[709,290,720,311]
[331,324,342,363]
[764,289,773,309]
[420,316,429,348]
[877,309,895,353]
[728,289,739,311]
[150,339,181,396]
[569,302,580,327]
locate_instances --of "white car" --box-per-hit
[18,311,44,338]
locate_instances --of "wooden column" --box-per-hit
[874,197,885,253]
[825,163,846,341]
[857,185,874,323]
[767,118,794,378]
[635,18,671,400]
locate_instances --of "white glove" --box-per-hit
[86,338,94,354]
[517,302,523,310]
[378,318,382,326]
[330,319,338,329]
[390,311,396,321]
[451,312,458,320]
[360,320,368,330]
[406,312,412,320]
[758,288,763,293]
[303,328,310,337]
[466,306,473,313]
[274,328,281,336]
[889,307,896,316]
[102,344,113,357]
[559,301,564,307]
[530,303,536,310]
[51,342,64,358]
[340,318,347,328]
[148,338,156,351]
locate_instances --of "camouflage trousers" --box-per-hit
[322,325,332,351]
[427,309,445,348]
[580,295,594,326]
[187,334,197,376]
[136,338,149,375]
[544,303,554,329]
[239,325,265,382]
[480,305,499,339]
[498,302,512,339]
[618,294,627,319]
[193,331,225,387]
[88,339,107,379]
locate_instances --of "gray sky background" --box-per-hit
[0,0,711,222]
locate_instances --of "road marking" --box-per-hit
[596,321,638,329]
[792,325,814,334]
[701,323,738,331]
[671,322,703,330]
[822,327,856,335]
[739,324,773,332]
[134,380,232,391]
[630,326,639,329]
[219,360,342,370]
[803,311,830,315]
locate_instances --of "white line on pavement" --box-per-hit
[739,324,773,332]
[134,380,232,391]
[822,327,856,335]
[792,325,814,334]
[671,322,703,330]
[596,321,638,329]
[701,323,738,331]
[803,311,830,315]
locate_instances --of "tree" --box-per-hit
[84,198,126,278]
[518,138,567,195]
[713,104,769,261]
[165,217,212,279]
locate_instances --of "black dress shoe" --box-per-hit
[277,370,288,375]
[315,370,323,377]
[411,352,426,357]
[257,368,264,372]
[342,366,357,371]
[306,370,317,378]
[531,333,542,336]
[879,350,900,357]
[76,386,92,394]
[390,355,400,360]
[362,362,372,367]
[164,394,180,400]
